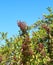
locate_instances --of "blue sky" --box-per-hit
[0,0,53,38]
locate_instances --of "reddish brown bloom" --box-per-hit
[17,21,28,32]
[22,43,28,50]
[21,35,33,56]
[42,24,50,33]
[37,43,44,52]
[38,43,44,49]
[21,35,33,64]
[22,49,33,56]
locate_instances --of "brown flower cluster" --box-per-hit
[21,35,33,65]
[42,24,50,34]
[37,43,44,52]
[17,21,28,32]
[21,36,33,56]
[37,43,46,57]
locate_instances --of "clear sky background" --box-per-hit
[0,0,53,38]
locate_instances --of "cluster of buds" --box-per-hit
[21,35,33,65]
[42,24,50,34]
[37,43,44,52]
[37,43,46,56]
[17,21,28,32]
[21,36,33,56]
